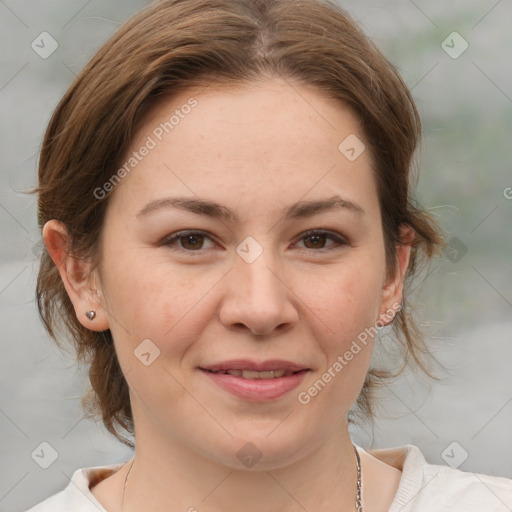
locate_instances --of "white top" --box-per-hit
[25,443,512,511]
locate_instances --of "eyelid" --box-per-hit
[158,229,218,250]
[159,228,349,253]
[294,229,349,251]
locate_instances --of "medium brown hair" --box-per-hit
[36,0,444,447]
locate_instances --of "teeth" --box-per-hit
[220,369,292,379]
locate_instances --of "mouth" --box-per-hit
[199,359,310,378]
[201,368,307,379]
[198,360,310,401]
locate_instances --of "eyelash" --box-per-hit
[159,229,349,254]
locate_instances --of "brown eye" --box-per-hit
[296,230,348,251]
[303,233,328,249]
[181,233,205,250]
[160,230,216,251]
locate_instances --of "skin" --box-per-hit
[44,76,411,512]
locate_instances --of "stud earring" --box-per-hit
[85,310,96,321]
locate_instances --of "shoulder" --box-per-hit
[24,490,66,512]
[24,462,125,512]
[418,458,512,511]
[360,443,512,512]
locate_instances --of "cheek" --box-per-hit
[100,242,190,319]
[302,255,385,336]
[290,264,384,433]
[99,245,215,365]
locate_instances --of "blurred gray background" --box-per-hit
[1,0,511,510]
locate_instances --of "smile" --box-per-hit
[199,368,309,401]
[204,369,298,379]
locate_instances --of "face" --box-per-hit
[73,77,406,468]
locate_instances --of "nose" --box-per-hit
[218,247,298,337]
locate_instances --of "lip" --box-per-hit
[200,359,309,373]
[200,368,309,401]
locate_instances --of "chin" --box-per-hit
[202,429,314,471]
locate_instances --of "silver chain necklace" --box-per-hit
[121,444,363,511]
[354,444,363,511]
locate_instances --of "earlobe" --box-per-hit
[42,220,110,332]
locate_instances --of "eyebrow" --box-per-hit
[136,195,365,222]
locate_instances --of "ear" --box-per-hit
[377,224,414,326]
[42,220,110,331]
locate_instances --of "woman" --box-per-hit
[27,0,512,510]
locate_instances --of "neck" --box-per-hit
[121,418,360,512]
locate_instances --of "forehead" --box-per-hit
[139,76,365,150]
[108,77,378,220]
